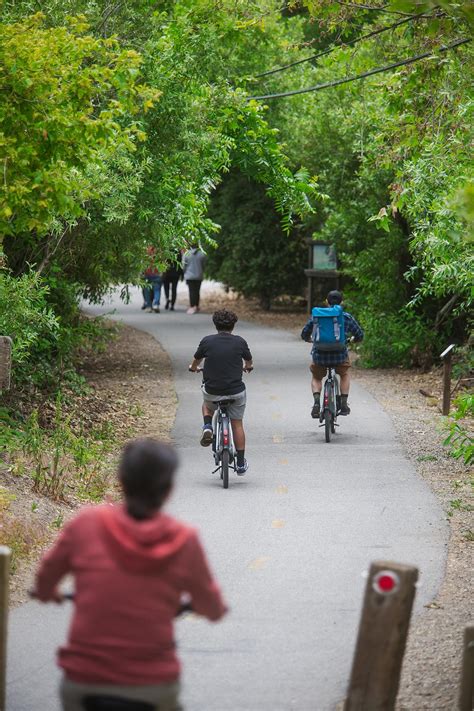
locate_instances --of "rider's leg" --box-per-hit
[231,419,245,452]
[200,402,214,446]
[310,363,325,418]
[335,362,351,414]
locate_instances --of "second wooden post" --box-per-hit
[0,547,11,711]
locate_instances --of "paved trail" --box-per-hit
[7,288,447,711]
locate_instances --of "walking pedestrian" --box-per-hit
[182,244,206,314]
[142,246,162,313]
[163,251,184,311]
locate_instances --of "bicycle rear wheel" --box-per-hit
[221,449,229,489]
[324,410,331,442]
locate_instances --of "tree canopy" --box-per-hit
[0,0,472,380]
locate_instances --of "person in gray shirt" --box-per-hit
[182,244,206,314]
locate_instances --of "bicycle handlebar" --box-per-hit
[189,366,252,373]
[29,590,194,617]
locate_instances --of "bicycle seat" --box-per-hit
[218,399,235,406]
[83,696,154,711]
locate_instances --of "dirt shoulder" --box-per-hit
[198,289,473,710]
[2,321,176,607]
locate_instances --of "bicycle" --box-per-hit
[319,366,340,443]
[190,366,251,488]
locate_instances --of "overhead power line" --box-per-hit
[247,37,471,101]
[255,12,429,78]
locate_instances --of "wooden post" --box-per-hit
[440,344,455,416]
[0,337,12,392]
[344,561,418,711]
[459,626,474,711]
[0,547,11,711]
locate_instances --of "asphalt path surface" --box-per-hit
[7,286,448,711]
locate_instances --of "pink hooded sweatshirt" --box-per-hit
[35,504,227,685]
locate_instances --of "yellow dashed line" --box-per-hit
[276,484,288,494]
[272,519,285,529]
[248,557,271,571]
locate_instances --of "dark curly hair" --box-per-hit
[212,309,238,331]
[119,439,178,520]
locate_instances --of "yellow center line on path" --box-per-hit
[248,557,271,571]
[272,413,282,420]
[271,519,285,529]
[279,458,288,465]
[276,484,288,494]
[269,395,279,400]
[272,434,283,443]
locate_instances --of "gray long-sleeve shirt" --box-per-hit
[182,248,206,280]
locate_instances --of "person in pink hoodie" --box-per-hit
[33,439,227,711]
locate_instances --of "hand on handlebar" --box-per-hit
[188,365,203,373]
[243,366,253,373]
[28,588,74,604]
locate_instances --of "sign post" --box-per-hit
[304,240,339,313]
[0,547,11,711]
[440,344,455,416]
[344,561,418,711]
[459,625,474,711]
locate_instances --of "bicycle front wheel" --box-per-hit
[324,410,331,443]
[221,449,229,489]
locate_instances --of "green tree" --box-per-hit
[207,171,308,309]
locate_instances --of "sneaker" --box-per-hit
[187,307,197,315]
[170,304,175,311]
[311,402,320,419]
[339,403,351,415]
[200,425,213,447]
[141,303,147,310]
[165,300,170,310]
[145,307,153,313]
[152,305,160,313]
[235,459,248,476]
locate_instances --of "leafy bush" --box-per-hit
[444,393,474,466]
[0,269,59,372]
[358,309,436,369]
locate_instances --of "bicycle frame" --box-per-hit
[212,402,235,487]
[320,367,340,442]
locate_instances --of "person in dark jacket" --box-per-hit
[33,439,227,711]
[163,251,183,311]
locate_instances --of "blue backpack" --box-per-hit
[311,305,346,351]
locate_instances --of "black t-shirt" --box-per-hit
[194,332,252,395]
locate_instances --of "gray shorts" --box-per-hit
[60,676,182,711]
[202,387,246,420]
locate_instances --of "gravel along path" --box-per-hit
[356,369,473,711]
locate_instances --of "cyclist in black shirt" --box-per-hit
[189,310,253,475]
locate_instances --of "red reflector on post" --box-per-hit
[372,570,400,595]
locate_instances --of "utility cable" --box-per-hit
[247,37,470,101]
[255,12,429,78]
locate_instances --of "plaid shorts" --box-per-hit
[310,359,351,380]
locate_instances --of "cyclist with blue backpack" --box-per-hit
[301,290,364,418]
